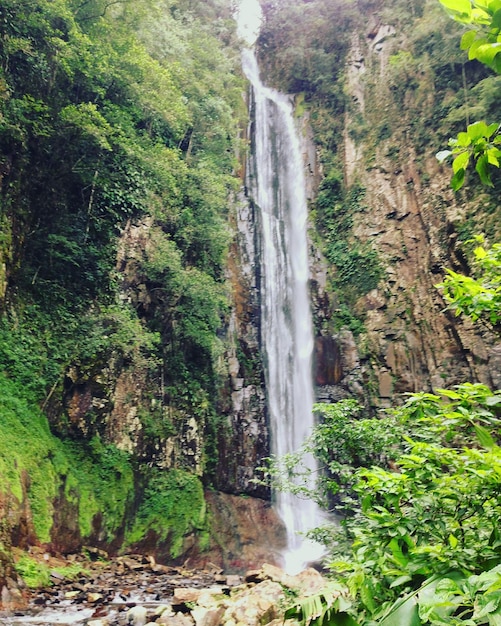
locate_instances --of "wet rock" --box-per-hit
[191,606,225,626]
[173,587,203,604]
[5,555,320,626]
[127,605,148,625]
[88,592,104,603]
[157,613,194,626]
[64,590,81,600]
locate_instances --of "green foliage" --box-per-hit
[0,372,134,543]
[284,383,501,626]
[436,236,501,326]
[258,400,403,513]
[437,0,501,188]
[14,555,52,589]
[437,120,501,189]
[14,555,90,589]
[0,0,243,411]
[124,468,206,559]
[0,302,160,403]
[0,0,245,516]
[318,183,384,330]
[439,0,501,72]
[284,581,357,626]
[62,437,134,540]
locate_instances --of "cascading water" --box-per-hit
[237,0,325,574]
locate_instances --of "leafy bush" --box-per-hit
[436,236,501,326]
[285,384,501,626]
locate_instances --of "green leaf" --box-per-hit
[476,153,494,185]
[451,168,466,190]
[440,0,473,18]
[473,423,495,448]
[474,42,501,66]
[455,131,472,147]
[452,151,470,173]
[332,614,361,626]
[493,8,501,29]
[461,29,477,49]
[467,120,489,140]
[486,122,500,139]
[390,575,413,588]
[379,594,421,626]
[486,148,500,166]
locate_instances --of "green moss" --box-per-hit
[0,375,62,540]
[0,373,135,544]
[62,438,135,541]
[14,555,51,589]
[124,468,207,559]
[14,555,90,589]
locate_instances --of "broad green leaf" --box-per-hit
[390,575,413,588]
[452,151,470,173]
[467,120,489,140]
[476,153,494,185]
[474,245,488,259]
[331,614,361,626]
[440,0,473,18]
[455,131,472,147]
[493,8,501,28]
[461,29,477,49]
[451,167,466,190]
[487,609,501,626]
[486,122,500,138]
[473,423,495,448]
[379,593,421,626]
[471,6,494,22]
[474,42,501,66]
[487,148,500,166]
[469,37,487,59]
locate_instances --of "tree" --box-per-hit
[437,235,501,328]
[436,0,501,189]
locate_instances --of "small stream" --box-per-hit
[0,556,236,625]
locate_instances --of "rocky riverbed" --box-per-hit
[0,552,327,625]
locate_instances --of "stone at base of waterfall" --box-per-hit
[171,563,328,626]
[157,613,194,626]
[245,562,326,595]
[192,605,226,626]
[127,605,148,625]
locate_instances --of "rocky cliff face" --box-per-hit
[307,15,501,408]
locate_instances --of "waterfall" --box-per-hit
[240,44,325,573]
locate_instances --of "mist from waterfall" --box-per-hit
[240,36,325,573]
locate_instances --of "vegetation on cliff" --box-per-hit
[0,0,244,564]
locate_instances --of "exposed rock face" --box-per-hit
[186,492,286,573]
[307,21,500,408]
[213,194,270,498]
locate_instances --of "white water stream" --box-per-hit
[238,3,325,574]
